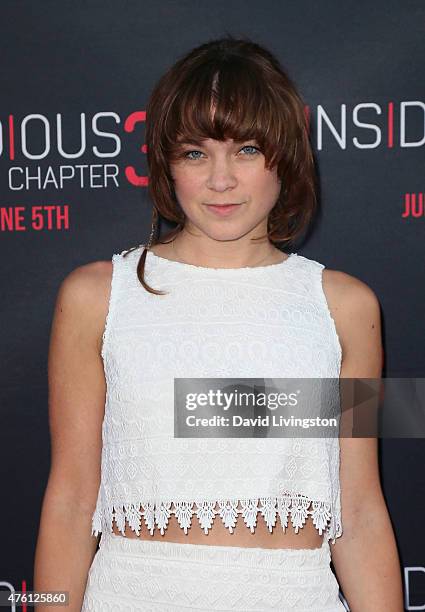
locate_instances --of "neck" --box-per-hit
[169,233,283,268]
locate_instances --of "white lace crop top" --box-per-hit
[91,244,343,544]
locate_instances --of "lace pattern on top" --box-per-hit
[92,490,341,544]
[91,245,343,545]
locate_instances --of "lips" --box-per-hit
[205,203,242,217]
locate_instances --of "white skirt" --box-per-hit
[81,530,346,611]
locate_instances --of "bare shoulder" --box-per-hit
[321,267,383,376]
[54,259,113,355]
[321,267,378,305]
[60,259,112,296]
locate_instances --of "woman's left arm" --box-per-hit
[324,270,404,612]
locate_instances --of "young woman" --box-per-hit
[34,36,403,611]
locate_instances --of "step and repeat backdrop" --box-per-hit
[1,1,424,610]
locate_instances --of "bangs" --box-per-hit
[163,57,289,169]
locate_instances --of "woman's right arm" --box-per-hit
[33,260,112,612]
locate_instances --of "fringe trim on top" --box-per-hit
[92,490,341,544]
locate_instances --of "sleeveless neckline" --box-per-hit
[147,248,297,272]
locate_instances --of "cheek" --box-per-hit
[251,168,281,202]
[172,169,202,198]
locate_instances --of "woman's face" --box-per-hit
[169,137,281,242]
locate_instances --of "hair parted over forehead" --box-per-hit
[128,35,318,295]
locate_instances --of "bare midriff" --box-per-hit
[111,513,324,549]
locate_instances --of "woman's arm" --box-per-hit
[33,261,112,612]
[324,269,404,612]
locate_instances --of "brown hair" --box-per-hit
[125,35,317,295]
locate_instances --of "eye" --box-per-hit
[240,145,261,156]
[183,150,204,160]
[181,144,261,161]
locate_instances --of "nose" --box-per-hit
[205,157,238,192]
